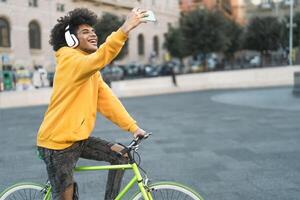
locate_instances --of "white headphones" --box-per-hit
[65,25,79,48]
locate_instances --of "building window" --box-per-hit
[138,34,144,56]
[0,18,10,47]
[29,0,38,7]
[153,36,159,56]
[56,3,65,12]
[29,21,41,49]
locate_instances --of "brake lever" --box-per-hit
[133,145,139,152]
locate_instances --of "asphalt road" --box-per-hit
[0,87,300,200]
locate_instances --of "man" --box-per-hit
[32,66,42,89]
[37,8,148,200]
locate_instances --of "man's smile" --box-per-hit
[88,38,98,46]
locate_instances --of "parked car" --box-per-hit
[152,62,177,76]
[144,64,160,77]
[207,57,218,71]
[190,62,205,73]
[249,55,261,67]
[123,63,141,78]
[101,65,124,86]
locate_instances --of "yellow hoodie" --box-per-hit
[37,29,138,150]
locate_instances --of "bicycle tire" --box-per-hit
[131,181,204,200]
[0,182,47,200]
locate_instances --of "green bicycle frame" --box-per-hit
[43,187,52,200]
[73,163,152,200]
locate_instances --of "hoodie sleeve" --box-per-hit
[96,74,139,133]
[59,29,128,85]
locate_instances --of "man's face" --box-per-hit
[76,24,98,53]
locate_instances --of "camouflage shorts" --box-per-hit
[37,137,128,200]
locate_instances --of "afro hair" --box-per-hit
[49,8,98,51]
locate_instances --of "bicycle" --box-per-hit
[0,134,204,200]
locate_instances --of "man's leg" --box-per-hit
[104,156,128,199]
[37,143,82,200]
[80,137,128,200]
[61,182,79,200]
[61,184,73,200]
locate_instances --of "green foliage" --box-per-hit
[179,9,230,56]
[223,19,243,57]
[292,12,300,47]
[95,13,124,44]
[94,13,127,61]
[163,25,188,59]
[281,12,300,48]
[243,16,282,52]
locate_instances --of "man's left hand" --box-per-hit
[133,128,146,139]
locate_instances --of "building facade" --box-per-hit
[179,0,246,24]
[0,0,180,71]
[244,0,300,23]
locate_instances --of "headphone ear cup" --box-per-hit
[70,34,79,48]
[65,30,75,47]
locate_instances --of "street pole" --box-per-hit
[289,0,294,66]
[274,1,279,17]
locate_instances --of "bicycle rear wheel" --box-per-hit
[131,181,204,200]
[0,182,47,200]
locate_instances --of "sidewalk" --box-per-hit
[0,66,299,108]
[0,88,52,109]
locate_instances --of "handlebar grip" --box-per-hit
[136,132,151,141]
[143,132,151,139]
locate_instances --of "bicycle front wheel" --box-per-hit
[131,181,204,200]
[0,182,47,200]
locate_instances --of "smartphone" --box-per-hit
[144,10,156,22]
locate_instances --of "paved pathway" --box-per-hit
[0,87,299,199]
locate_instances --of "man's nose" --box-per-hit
[90,31,97,37]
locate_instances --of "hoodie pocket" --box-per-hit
[73,118,85,133]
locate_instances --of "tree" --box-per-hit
[293,12,300,47]
[94,13,128,61]
[243,16,283,66]
[223,19,243,68]
[281,12,300,48]
[163,25,189,65]
[179,9,230,66]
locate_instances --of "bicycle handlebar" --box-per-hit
[127,132,152,150]
[116,133,151,160]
